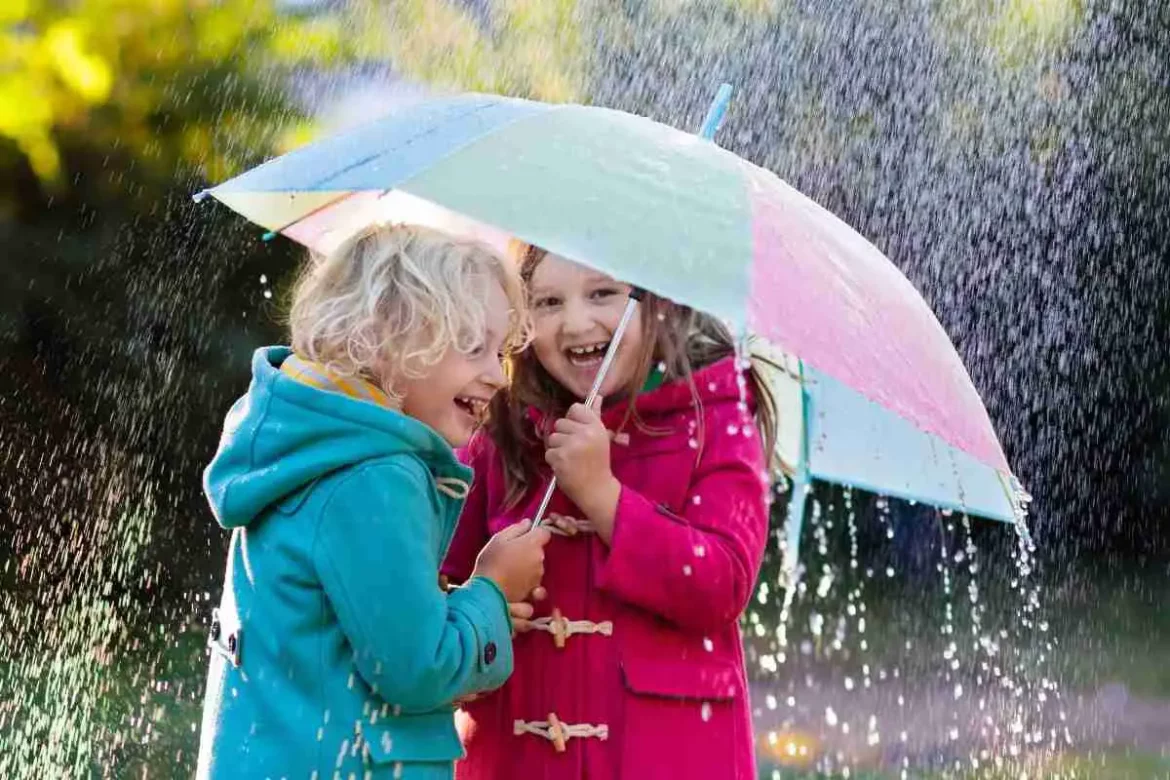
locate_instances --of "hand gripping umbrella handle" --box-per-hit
[530,85,731,534]
[530,288,645,531]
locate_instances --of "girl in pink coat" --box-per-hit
[442,245,777,780]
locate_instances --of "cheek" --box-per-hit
[617,318,646,363]
[531,321,562,364]
[407,384,450,421]
[605,319,646,385]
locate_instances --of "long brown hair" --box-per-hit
[484,245,779,509]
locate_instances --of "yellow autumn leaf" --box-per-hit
[990,0,1084,65]
[269,17,345,64]
[11,129,62,180]
[0,0,31,24]
[44,20,113,104]
[275,120,321,155]
[0,74,53,137]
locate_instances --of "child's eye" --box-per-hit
[533,296,561,309]
[589,288,621,301]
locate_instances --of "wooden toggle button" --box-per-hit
[548,712,567,753]
[551,608,568,649]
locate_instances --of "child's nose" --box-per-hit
[561,299,593,335]
[485,356,507,389]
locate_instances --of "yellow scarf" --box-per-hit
[280,353,396,409]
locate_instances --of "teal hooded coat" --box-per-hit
[196,347,513,779]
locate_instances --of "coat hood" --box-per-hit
[204,347,468,529]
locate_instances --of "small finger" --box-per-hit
[553,417,587,434]
[494,521,531,541]
[550,514,578,535]
[509,602,535,620]
[544,450,566,469]
[566,403,598,423]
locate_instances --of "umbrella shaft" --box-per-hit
[531,294,642,530]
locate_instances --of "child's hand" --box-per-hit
[509,601,536,634]
[509,585,546,634]
[547,513,589,536]
[546,400,621,526]
[472,521,551,603]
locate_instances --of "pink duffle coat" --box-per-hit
[442,357,769,780]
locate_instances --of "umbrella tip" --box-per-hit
[261,231,278,242]
[698,83,734,141]
[192,189,211,204]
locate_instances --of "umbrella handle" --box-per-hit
[532,84,733,531]
[530,289,645,531]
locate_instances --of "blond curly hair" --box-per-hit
[289,223,528,402]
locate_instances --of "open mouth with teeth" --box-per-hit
[565,341,611,367]
[453,395,489,423]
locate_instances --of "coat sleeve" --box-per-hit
[595,412,769,634]
[313,458,513,711]
[441,441,494,584]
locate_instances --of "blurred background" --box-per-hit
[1,0,1166,776]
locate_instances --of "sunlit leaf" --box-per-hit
[44,21,113,104]
[0,0,32,24]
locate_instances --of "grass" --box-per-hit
[1052,749,1170,779]
[758,749,1170,779]
[1040,564,1170,699]
[751,487,1170,701]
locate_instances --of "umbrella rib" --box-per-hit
[260,190,388,242]
[306,99,541,193]
[255,100,566,241]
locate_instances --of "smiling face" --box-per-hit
[527,253,645,401]
[397,279,511,447]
